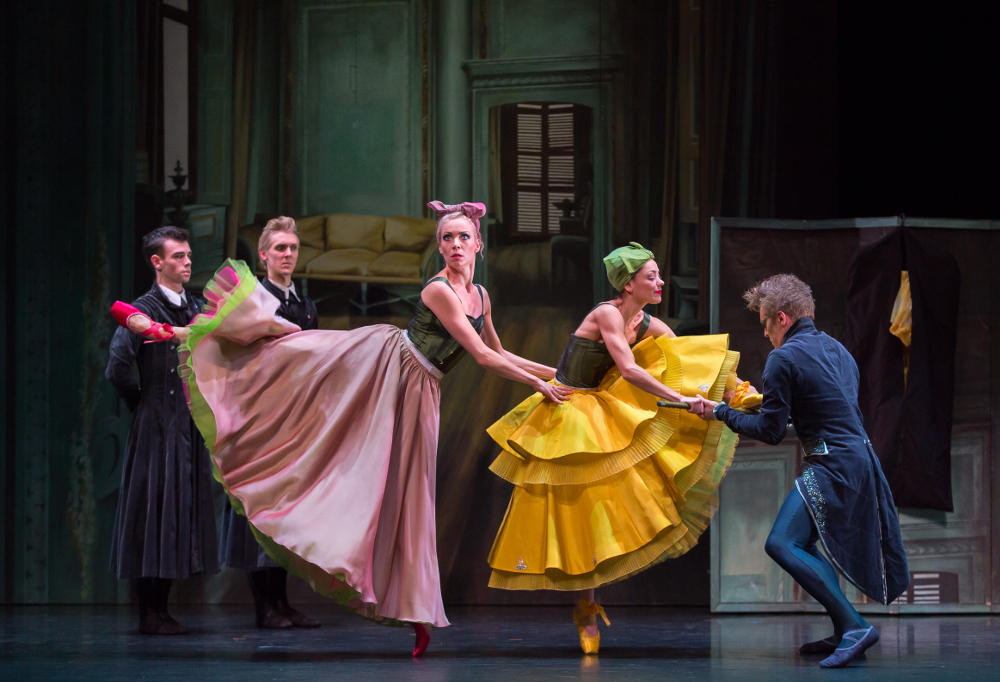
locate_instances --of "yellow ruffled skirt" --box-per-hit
[487,334,740,591]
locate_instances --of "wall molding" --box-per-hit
[465,55,624,89]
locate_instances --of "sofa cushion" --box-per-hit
[305,248,380,277]
[368,251,423,280]
[325,214,384,253]
[384,216,438,253]
[293,245,325,273]
[294,215,326,250]
[239,223,264,250]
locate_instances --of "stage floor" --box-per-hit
[2,605,998,681]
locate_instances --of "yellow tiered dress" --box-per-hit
[487,317,741,591]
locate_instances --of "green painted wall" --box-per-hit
[197,0,234,207]
[490,0,620,59]
[292,0,423,216]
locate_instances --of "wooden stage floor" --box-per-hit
[2,604,998,681]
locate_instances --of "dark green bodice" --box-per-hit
[555,308,650,388]
[406,277,485,374]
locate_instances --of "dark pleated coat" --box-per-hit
[717,318,910,605]
[106,285,219,579]
[220,278,318,570]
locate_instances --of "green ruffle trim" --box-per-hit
[179,259,258,453]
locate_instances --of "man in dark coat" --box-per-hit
[106,226,219,635]
[218,217,320,629]
[700,274,909,669]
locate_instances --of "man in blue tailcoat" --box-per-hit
[701,274,909,669]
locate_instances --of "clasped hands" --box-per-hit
[684,382,760,421]
[682,395,717,420]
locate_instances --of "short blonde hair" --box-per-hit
[743,274,815,320]
[259,216,298,252]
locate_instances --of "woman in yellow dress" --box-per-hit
[486,242,757,654]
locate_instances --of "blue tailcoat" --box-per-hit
[716,318,909,604]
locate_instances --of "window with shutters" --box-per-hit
[500,103,591,238]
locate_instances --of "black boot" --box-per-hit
[248,569,292,629]
[136,578,168,635]
[153,578,189,635]
[269,567,320,628]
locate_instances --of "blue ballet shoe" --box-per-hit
[819,627,879,668]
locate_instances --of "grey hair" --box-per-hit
[743,274,816,320]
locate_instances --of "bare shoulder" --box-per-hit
[589,303,620,323]
[420,279,455,306]
[644,316,671,338]
[590,303,627,337]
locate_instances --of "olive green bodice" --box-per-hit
[406,277,485,374]
[555,307,650,388]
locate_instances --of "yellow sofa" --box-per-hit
[238,213,441,314]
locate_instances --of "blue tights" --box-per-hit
[765,489,868,641]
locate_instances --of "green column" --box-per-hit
[434,0,472,204]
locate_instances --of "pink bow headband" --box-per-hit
[427,200,487,230]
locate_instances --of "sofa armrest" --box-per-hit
[420,241,442,282]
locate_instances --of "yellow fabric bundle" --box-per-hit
[728,381,763,410]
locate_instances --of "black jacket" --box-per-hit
[105,284,219,579]
[260,278,319,330]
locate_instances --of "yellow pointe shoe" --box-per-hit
[572,599,610,655]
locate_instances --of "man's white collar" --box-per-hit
[158,284,186,306]
[268,278,298,301]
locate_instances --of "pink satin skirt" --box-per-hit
[180,262,448,627]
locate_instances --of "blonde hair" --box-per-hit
[259,216,298,252]
[743,274,815,320]
[435,211,485,258]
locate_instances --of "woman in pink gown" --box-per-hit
[112,201,570,655]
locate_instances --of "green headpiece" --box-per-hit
[603,242,655,292]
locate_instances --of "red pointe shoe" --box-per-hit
[111,301,175,342]
[412,623,430,657]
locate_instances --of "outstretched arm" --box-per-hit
[421,283,570,403]
[701,351,791,444]
[594,306,702,411]
[478,288,556,381]
[111,301,191,342]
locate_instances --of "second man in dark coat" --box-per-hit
[219,217,320,628]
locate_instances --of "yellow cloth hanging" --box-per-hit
[890,271,912,386]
